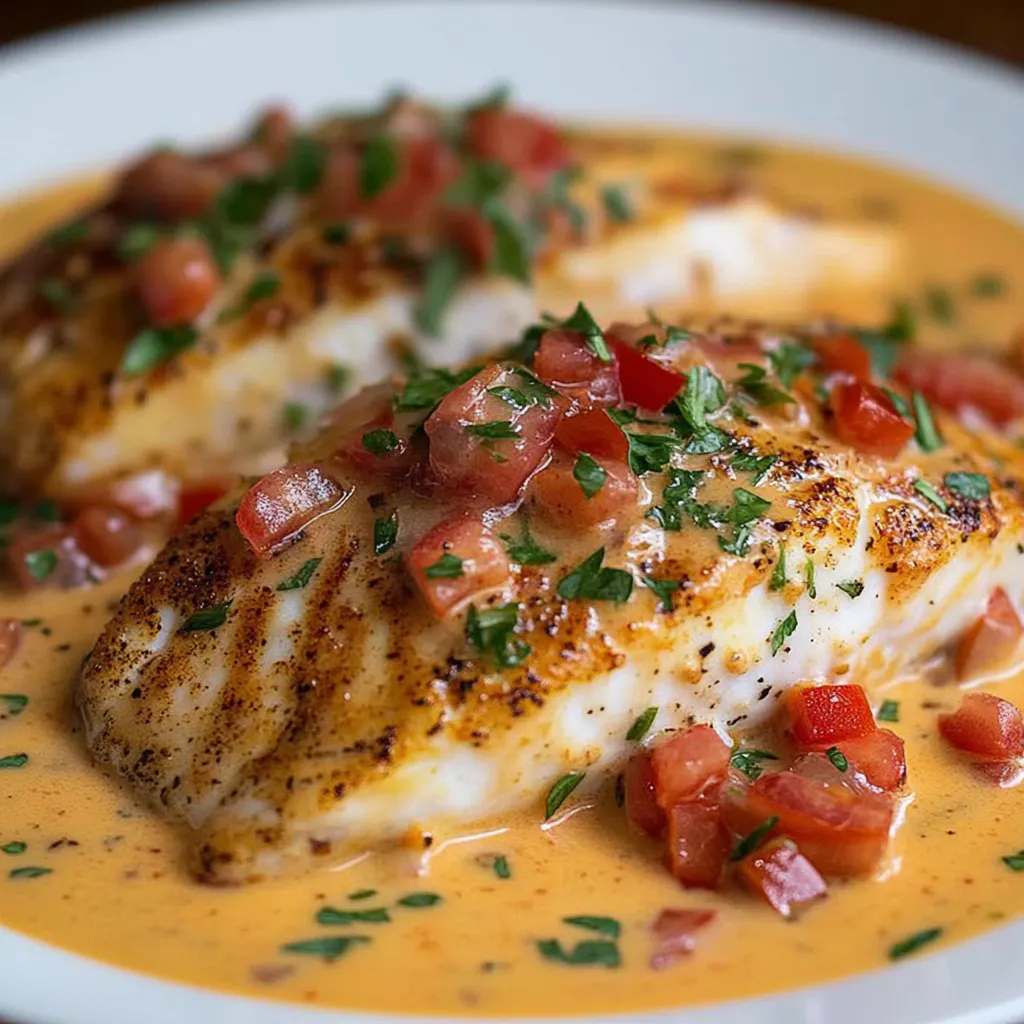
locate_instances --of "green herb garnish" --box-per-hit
[837,580,865,599]
[316,906,390,925]
[394,365,480,412]
[397,892,442,908]
[731,452,777,485]
[735,363,793,407]
[944,472,990,502]
[466,602,530,668]
[626,707,658,742]
[348,888,378,901]
[38,279,74,310]
[730,816,779,861]
[373,512,398,555]
[573,452,608,498]
[499,520,556,565]
[487,200,533,284]
[9,866,51,879]
[970,273,1005,298]
[466,420,520,440]
[281,936,370,962]
[770,611,798,656]
[545,772,585,819]
[280,135,326,194]
[0,754,28,769]
[1,842,27,855]
[911,391,943,452]
[877,700,899,723]
[805,559,817,598]
[564,915,621,939]
[558,548,633,604]
[121,325,198,376]
[537,939,620,967]
[117,222,161,261]
[425,553,464,579]
[361,135,398,197]
[730,749,779,781]
[415,246,464,337]
[826,746,849,772]
[770,543,787,591]
[1001,850,1024,872]
[283,402,308,429]
[362,428,400,455]
[24,550,56,583]
[770,342,816,388]
[640,575,679,612]
[924,285,955,324]
[601,185,633,223]
[623,431,683,476]
[180,601,232,632]
[561,301,611,362]
[276,558,322,592]
[888,928,942,960]
[914,479,948,513]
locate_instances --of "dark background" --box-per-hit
[1,0,1023,68]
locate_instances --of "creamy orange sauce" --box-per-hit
[2,131,1024,1017]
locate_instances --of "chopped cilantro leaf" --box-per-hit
[718,524,754,557]
[121,325,198,376]
[373,512,398,555]
[394,365,480,411]
[735,363,793,406]
[886,299,915,341]
[499,519,556,565]
[805,558,817,598]
[731,815,779,861]
[837,580,864,599]
[888,928,942,960]
[397,892,442,908]
[911,391,943,452]
[924,285,955,324]
[180,601,232,632]
[770,542,787,591]
[466,602,530,668]
[0,754,29,769]
[914,479,948,512]
[117,222,161,261]
[601,184,633,223]
[276,558,322,592]
[623,431,682,476]
[281,936,370,962]
[944,472,990,502]
[675,366,726,434]
[557,548,633,604]
[283,402,308,429]
[770,610,798,655]
[415,246,464,337]
[424,553,464,579]
[731,451,777,485]
[770,342,816,388]
[573,452,608,498]
[1002,850,1024,872]
[970,273,1005,298]
[561,301,611,362]
[361,135,398,198]
[545,771,585,819]
[640,575,679,612]
[626,707,658,742]
[0,695,28,717]
[826,746,849,772]
[730,749,779,781]
[486,200,533,284]
[280,135,326,194]
[564,915,621,939]
[316,905,390,925]
[362,428,400,454]
[24,550,56,582]
[466,420,520,440]
[536,938,620,967]
[877,700,899,723]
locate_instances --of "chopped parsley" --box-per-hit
[769,342,816,388]
[487,200,533,283]
[564,915,621,939]
[0,695,27,718]
[536,938,620,967]
[970,273,1005,298]
[731,451,777,485]
[924,285,955,324]
[38,279,74,310]
[623,431,683,476]
[281,936,370,962]
[394,365,480,412]
[718,525,754,557]
[478,853,512,879]
[557,548,633,604]
[735,363,793,407]
[466,602,530,668]
[361,135,398,197]
[914,479,948,513]
[545,167,587,235]
[770,610,798,656]
[837,580,865,599]
[24,549,56,582]
[573,452,608,498]
[675,366,726,434]
[466,420,520,440]
[600,184,633,223]
[561,302,611,362]
[180,601,232,632]
[0,754,28,769]
[545,771,585,819]
[641,575,679,612]
[944,472,990,502]
[911,391,943,452]
[647,468,705,531]
[877,699,900,723]
[397,892,442,908]
[415,246,464,336]
[805,558,817,598]
[48,218,90,246]
[886,299,916,342]
[373,512,398,555]
[316,906,391,925]
[730,749,779,781]
[219,270,281,323]
[276,558,322,592]
[283,402,308,429]
[280,135,326,194]
[499,519,556,565]
[730,815,779,862]
[1,842,27,855]
[888,927,942,960]
[348,888,378,901]
[1001,850,1024,872]
[326,364,350,391]
[857,329,904,378]
[9,866,51,879]
[825,746,849,772]
[362,428,400,455]
[121,325,198,376]
[770,542,787,591]
[424,553,464,579]
[626,707,658,742]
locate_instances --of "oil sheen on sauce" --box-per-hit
[2,131,1024,1018]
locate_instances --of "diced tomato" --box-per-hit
[553,408,629,461]
[737,837,827,918]
[651,725,731,810]
[974,761,1024,787]
[895,351,1024,427]
[424,364,560,505]
[7,527,97,592]
[649,908,716,970]
[624,752,666,839]
[73,504,144,567]
[116,149,224,222]
[812,334,871,380]
[444,208,494,270]
[203,144,273,181]
[839,729,906,791]
[0,619,21,674]
[956,588,1023,681]
[532,451,638,527]
[830,380,914,458]
[319,138,459,230]
[464,108,571,188]
[611,338,686,410]
[787,685,876,749]
[665,800,729,890]
[533,330,621,410]
[407,516,510,618]
[136,237,221,326]
[328,383,416,477]
[176,481,230,528]
[722,770,894,877]
[252,104,294,164]
[939,692,1024,760]
[235,464,347,558]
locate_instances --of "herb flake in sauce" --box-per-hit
[276,558,323,592]
[397,892,442,908]
[640,575,679,612]
[573,452,608,498]
[537,939,620,968]
[730,749,779,781]
[626,707,658,742]
[558,548,633,604]
[731,816,780,862]
[281,936,370,962]
[373,512,398,556]
[770,611,798,656]
[0,754,29,769]
[887,927,942,960]
[545,772,586,820]
[944,472,991,502]
[180,601,232,633]
[121,325,199,376]
[877,700,900,723]
[564,915,621,939]
[316,906,391,925]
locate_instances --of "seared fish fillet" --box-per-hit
[77,314,1023,883]
[0,92,898,502]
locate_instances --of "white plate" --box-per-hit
[0,3,1022,1023]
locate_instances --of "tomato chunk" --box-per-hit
[624,751,666,839]
[651,725,731,810]
[136,237,221,326]
[534,330,621,410]
[956,588,1023,681]
[116,149,223,221]
[611,338,686,410]
[813,334,871,380]
[407,516,510,618]
[649,908,716,970]
[464,108,571,188]
[553,408,629,461]
[176,481,230,528]
[73,504,144,567]
[838,729,906,791]
[665,800,729,890]
[425,364,560,504]
[7,527,97,592]
[737,837,827,918]
[0,619,21,675]
[723,770,894,877]
[787,685,876,749]
[830,380,914,458]
[896,351,1024,427]
[533,451,638,527]
[236,464,346,558]
[939,692,1024,760]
